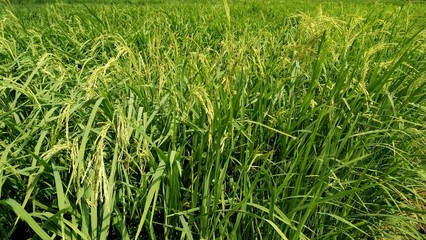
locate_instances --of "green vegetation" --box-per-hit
[1,0,425,239]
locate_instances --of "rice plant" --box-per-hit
[0,0,425,239]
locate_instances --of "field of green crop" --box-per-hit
[1,0,425,239]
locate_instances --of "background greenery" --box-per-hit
[1,0,425,239]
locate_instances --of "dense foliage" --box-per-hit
[1,0,425,239]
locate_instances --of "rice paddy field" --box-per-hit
[1,0,426,239]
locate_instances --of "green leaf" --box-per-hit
[1,199,51,240]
